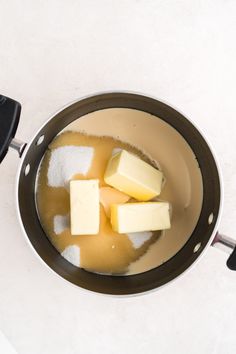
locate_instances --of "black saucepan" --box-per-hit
[0,92,235,295]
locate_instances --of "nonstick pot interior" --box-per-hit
[17,93,221,295]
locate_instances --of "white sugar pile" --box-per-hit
[61,245,80,267]
[48,146,94,187]
[54,215,69,235]
[127,231,153,249]
[54,216,80,267]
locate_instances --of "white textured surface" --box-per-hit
[53,215,69,235]
[0,331,18,354]
[61,245,80,267]
[48,146,94,187]
[0,1,236,354]
[127,232,153,249]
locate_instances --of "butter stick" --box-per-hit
[100,186,130,217]
[104,150,163,201]
[110,202,170,233]
[70,180,99,235]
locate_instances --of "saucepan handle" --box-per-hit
[212,233,236,270]
[0,95,22,163]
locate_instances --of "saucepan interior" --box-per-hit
[17,93,221,295]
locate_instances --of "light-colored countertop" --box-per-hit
[1,1,236,353]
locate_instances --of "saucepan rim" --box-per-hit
[15,90,224,297]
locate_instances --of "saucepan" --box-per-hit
[0,92,235,295]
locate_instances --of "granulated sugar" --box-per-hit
[61,245,80,267]
[54,215,69,235]
[127,231,153,249]
[47,146,94,187]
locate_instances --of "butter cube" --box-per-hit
[100,186,130,217]
[111,202,170,233]
[70,180,99,235]
[104,150,163,201]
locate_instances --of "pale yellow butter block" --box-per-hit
[70,179,99,235]
[104,150,163,201]
[99,186,130,217]
[110,202,170,233]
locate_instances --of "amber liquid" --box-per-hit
[36,131,162,275]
